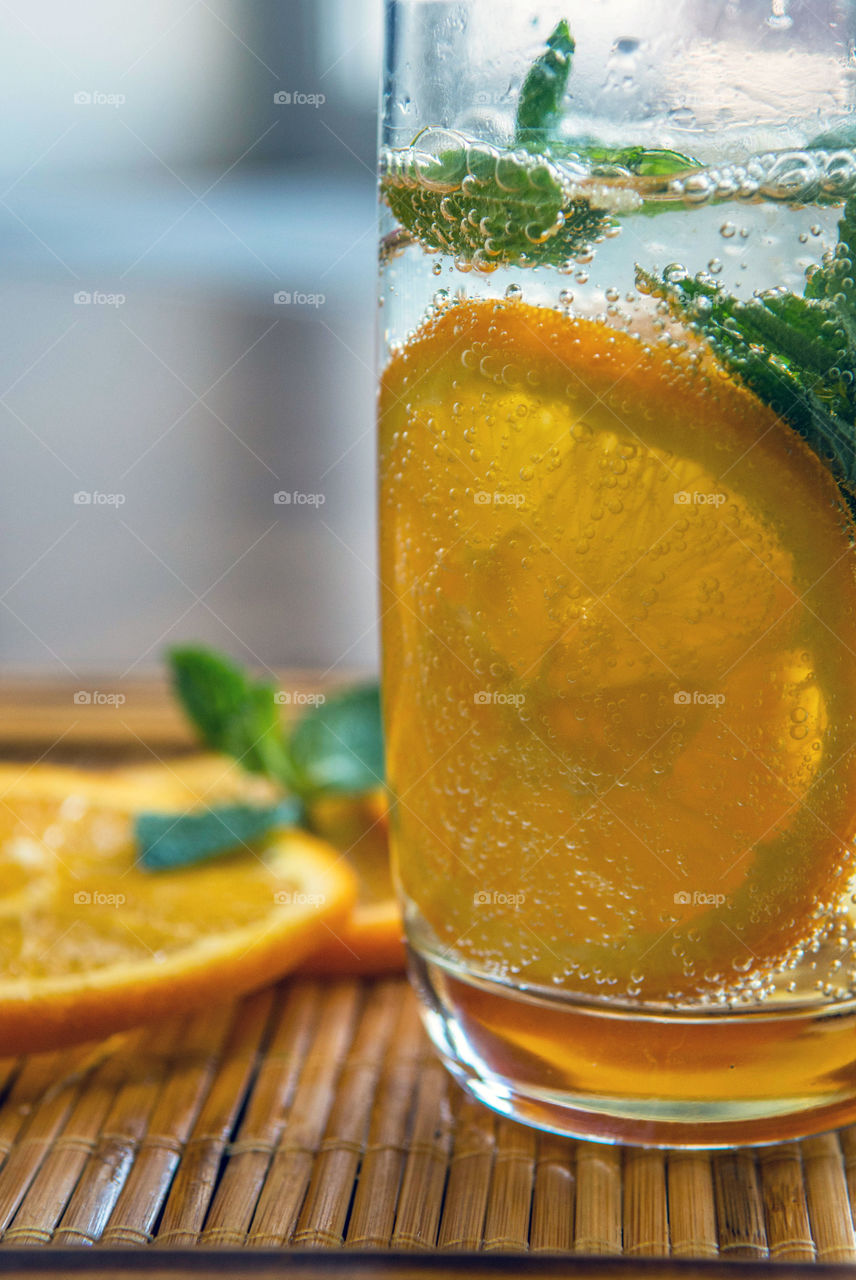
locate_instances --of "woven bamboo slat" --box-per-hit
[344,993,425,1249]
[624,1149,669,1256]
[757,1143,815,1262]
[574,1144,623,1255]
[713,1152,768,1260]
[800,1133,856,1262]
[482,1118,536,1251]
[530,1135,575,1253]
[436,1095,495,1250]
[667,1151,718,1259]
[389,1048,454,1250]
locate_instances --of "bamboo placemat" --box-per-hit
[0,976,852,1264]
[3,678,856,1273]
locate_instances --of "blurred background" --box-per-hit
[0,0,382,683]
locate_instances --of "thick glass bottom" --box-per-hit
[409,947,856,1148]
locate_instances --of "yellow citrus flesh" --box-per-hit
[379,299,856,1000]
[0,761,356,1053]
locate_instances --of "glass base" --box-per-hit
[408,946,856,1148]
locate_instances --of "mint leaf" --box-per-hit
[169,646,295,789]
[805,198,856,326]
[515,19,574,143]
[382,143,613,268]
[157,650,386,872]
[136,798,301,871]
[639,200,856,499]
[290,684,384,796]
[572,144,701,178]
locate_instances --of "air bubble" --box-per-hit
[431,261,443,276]
[720,222,736,238]
[558,289,574,308]
[504,283,523,301]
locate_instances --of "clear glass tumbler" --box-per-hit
[378,0,856,1146]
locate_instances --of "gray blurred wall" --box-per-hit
[0,0,382,679]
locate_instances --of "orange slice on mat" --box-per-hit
[0,759,356,1053]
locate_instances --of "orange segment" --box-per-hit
[0,762,356,1053]
[379,299,856,998]
[302,790,403,975]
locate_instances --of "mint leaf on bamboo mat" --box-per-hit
[289,683,384,796]
[169,646,295,789]
[515,19,574,143]
[136,797,301,871]
[638,197,856,497]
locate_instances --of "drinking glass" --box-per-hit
[378,0,856,1145]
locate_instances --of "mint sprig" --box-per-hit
[136,647,384,871]
[381,19,701,268]
[639,197,856,499]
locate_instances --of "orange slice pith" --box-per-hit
[0,758,357,1053]
[379,298,856,999]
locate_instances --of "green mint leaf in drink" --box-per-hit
[639,198,856,499]
[515,18,575,143]
[289,683,384,797]
[382,141,616,269]
[169,645,296,790]
[136,797,301,871]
